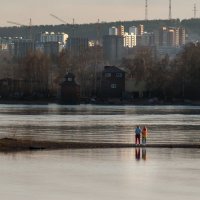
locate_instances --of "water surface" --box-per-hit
[0,148,200,200]
[0,104,199,144]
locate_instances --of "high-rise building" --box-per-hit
[141,32,155,46]
[179,28,186,46]
[159,26,186,47]
[137,25,144,36]
[43,42,63,56]
[167,29,175,47]
[118,25,125,36]
[14,39,35,58]
[109,27,118,36]
[129,26,137,35]
[39,32,68,45]
[123,32,137,47]
[103,35,124,64]
[66,37,89,56]
[159,27,168,46]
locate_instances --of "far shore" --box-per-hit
[0,99,199,106]
[0,138,199,153]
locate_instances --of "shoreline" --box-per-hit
[0,138,200,153]
[0,100,199,106]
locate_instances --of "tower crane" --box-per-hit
[7,21,25,26]
[50,14,77,36]
[50,13,67,24]
[7,19,33,40]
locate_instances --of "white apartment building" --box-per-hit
[109,27,118,35]
[40,32,68,45]
[123,32,137,47]
[129,26,137,35]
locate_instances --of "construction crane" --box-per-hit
[50,14,77,36]
[7,19,33,40]
[7,21,25,26]
[50,13,67,24]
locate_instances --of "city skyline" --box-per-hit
[0,0,199,27]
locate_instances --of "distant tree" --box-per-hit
[121,48,154,83]
[172,43,200,100]
[20,51,50,97]
[146,56,172,99]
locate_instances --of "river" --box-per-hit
[0,104,199,144]
[0,104,199,200]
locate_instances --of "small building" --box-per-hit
[60,73,80,104]
[100,66,125,99]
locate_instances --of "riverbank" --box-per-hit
[0,98,199,106]
[0,138,200,153]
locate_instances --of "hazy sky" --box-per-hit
[1,0,198,26]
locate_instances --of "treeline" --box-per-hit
[1,19,200,40]
[0,43,200,101]
[121,43,200,100]
[0,46,103,99]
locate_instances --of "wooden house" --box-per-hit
[60,73,80,104]
[100,66,125,99]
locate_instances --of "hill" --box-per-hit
[0,19,200,41]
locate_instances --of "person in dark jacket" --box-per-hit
[135,126,141,145]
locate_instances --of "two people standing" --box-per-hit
[135,126,148,145]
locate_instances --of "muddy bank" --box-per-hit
[0,138,200,152]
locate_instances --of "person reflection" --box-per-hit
[135,148,141,161]
[142,148,147,161]
[135,148,147,161]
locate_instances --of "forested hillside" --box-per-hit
[0,19,200,41]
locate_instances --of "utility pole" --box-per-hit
[169,0,172,20]
[193,4,198,18]
[96,19,100,45]
[145,0,148,20]
[72,18,75,36]
[29,18,32,40]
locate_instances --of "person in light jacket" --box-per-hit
[142,126,148,145]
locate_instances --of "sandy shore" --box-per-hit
[0,138,200,152]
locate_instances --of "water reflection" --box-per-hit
[142,148,147,160]
[0,149,200,200]
[135,148,147,161]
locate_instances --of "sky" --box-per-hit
[0,0,198,27]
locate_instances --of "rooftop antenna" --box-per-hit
[169,0,172,20]
[193,3,198,18]
[145,0,148,20]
